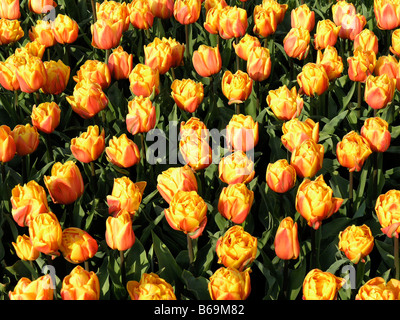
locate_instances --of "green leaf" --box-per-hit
[181,269,211,300]
[125,239,150,282]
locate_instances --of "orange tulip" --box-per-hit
[127,0,154,30]
[204,0,227,13]
[364,73,396,110]
[28,0,56,14]
[290,139,324,179]
[316,45,344,80]
[338,224,374,264]
[390,28,400,56]
[105,211,135,251]
[0,0,20,19]
[204,3,224,35]
[9,275,54,300]
[0,54,25,91]
[60,228,98,264]
[0,17,23,45]
[374,55,398,85]
[61,265,100,300]
[347,47,376,82]
[218,151,255,185]
[192,44,222,78]
[91,18,123,50]
[171,78,204,113]
[96,0,130,32]
[44,161,85,205]
[127,273,176,300]
[41,59,70,95]
[12,123,40,156]
[108,46,133,80]
[356,277,400,300]
[105,134,140,168]
[361,117,391,153]
[274,217,300,260]
[374,0,400,30]
[281,118,319,153]
[354,29,379,55]
[338,13,366,40]
[313,19,341,50]
[0,125,16,163]
[180,117,208,141]
[246,46,271,82]
[297,63,329,97]
[253,5,278,39]
[179,134,212,171]
[218,5,247,40]
[29,20,55,48]
[144,37,173,75]
[266,85,304,121]
[233,34,261,61]
[52,14,79,44]
[162,37,185,68]
[129,63,160,97]
[332,0,356,26]
[73,59,111,90]
[302,269,345,300]
[208,267,251,300]
[173,0,201,25]
[291,4,315,31]
[221,70,253,104]
[70,125,105,163]
[283,27,310,60]
[226,114,259,152]
[261,0,288,24]
[16,40,46,59]
[12,234,40,261]
[126,95,156,135]
[149,0,174,19]
[266,159,297,194]
[375,189,400,238]
[16,55,47,93]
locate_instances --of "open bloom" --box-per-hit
[218,5,247,40]
[9,275,54,300]
[0,18,24,45]
[375,189,400,238]
[126,96,156,135]
[0,54,25,91]
[291,3,315,31]
[0,125,16,163]
[266,159,297,194]
[52,14,79,44]
[73,59,111,90]
[219,151,255,185]
[290,139,324,179]
[192,44,222,78]
[96,0,130,32]
[266,85,303,121]
[129,63,160,97]
[221,70,253,104]
[274,217,300,260]
[61,266,100,300]
[208,267,251,300]
[247,46,271,82]
[12,235,40,261]
[347,47,376,82]
[281,118,319,153]
[127,273,176,300]
[361,117,391,153]
[105,134,140,168]
[314,19,341,50]
[29,20,55,48]
[128,0,154,30]
[303,269,345,300]
[226,114,259,152]
[338,224,374,264]
[356,277,400,300]
[171,78,204,113]
[41,60,70,95]
[283,27,310,60]
[173,0,201,25]
[108,46,133,80]
[12,123,40,156]
[105,211,135,251]
[297,63,329,97]
[70,125,105,163]
[60,228,98,264]
[144,37,173,75]
[364,73,396,110]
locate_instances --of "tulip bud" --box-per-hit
[60,228,98,264]
[281,118,319,153]
[347,47,376,82]
[361,117,391,153]
[313,19,341,50]
[218,151,255,185]
[274,217,300,260]
[233,34,261,61]
[41,60,70,95]
[356,277,399,300]
[12,123,40,156]
[73,59,111,90]
[127,0,154,30]
[374,0,400,30]
[0,0,20,19]
[171,78,204,113]
[44,161,85,205]
[173,0,201,25]
[338,13,366,40]
[105,211,135,251]
[16,55,47,94]
[246,46,271,82]
[266,159,297,194]
[126,96,156,135]
[218,183,254,224]
[291,4,315,31]
[29,20,55,48]
[9,275,54,300]
[332,0,356,26]
[221,70,253,105]
[0,125,16,163]
[70,125,105,163]
[354,29,379,55]
[218,5,247,40]
[144,37,173,75]
[52,14,79,44]
[61,265,100,300]
[364,74,396,110]
[12,234,40,261]
[338,224,374,264]
[226,114,259,152]
[297,63,329,97]
[316,45,344,80]
[283,27,310,60]
[0,17,24,45]
[208,267,251,300]
[302,269,345,300]
[291,139,324,179]
[129,63,160,97]
[106,134,140,168]
[91,18,123,50]
[375,189,400,238]
[266,85,304,121]
[126,273,176,300]
[149,0,174,19]
[108,46,133,80]
[192,44,222,78]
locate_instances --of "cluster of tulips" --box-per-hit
[2,0,400,301]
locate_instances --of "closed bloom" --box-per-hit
[44,161,85,205]
[106,176,146,216]
[347,47,376,82]
[52,14,79,44]
[162,37,185,68]
[266,159,297,194]
[70,125,105,163]
[336,131,372,172]
[302,269,345,300]
[66,80,108,119]
[361,117,391,153]
[164,190,207,239]
[313,19,341,50]
[0,18,23,45]
[73,59,111,90]
[364,73,396,110]
[266,85,304,121]
[281,118,319,153]
[179,134,212,171]
[105,134,140,168]
[127,273,176,300]
[283,27,310,60]
[0,54,26,91]
[204,3,224,35]
[60,228,98,264]
[296,175,343,230]
[192,44,222,77]
[253,5,278,38]
[144,37,173,75]
[291,4,315,31]
[0,125,16,163]
[173,0,201,25]
[316,45,344,80]
[171,78,204,113]
[246,46,271,82]
[29,212,62,257]
[338,13,366,40]
[108,46,133,80]
[222,70,253,104]
[11,180,49,227]
[332,0,356,26]
[127,0,154,30]
[126,95,156,135]
[226,114,259,152]
[0,0,20,19]
[218,5,247,40]
[105,211,135,251]
[274,217,300,260]
[28,0,56,14]
[261,0,288,24]
[219,151,255,185]
[96,0,130,32]
[290,139,324,179]
[29,20,55,48]
[354,29,379,55]
[9,275,54,300]
[233,34,261,61]
[390,28,400,56]
[374,55,399,89]
[61,266,100,300]
[12,235,40,261]
[338,224,374,264]
[12,124,39,157]
[204,0,227,13]
[16,40,46,59]
[216,225,257,271]
[375,189,400,238]
[374,0,400,30]
[129,63,160,97]
[218,183,254,224]
[180,117,208,140]
[208,267,251,300]
[41,60,70,95]
[356,277,400,300]
[149,0,174,19]
[91,18,123,50]
[297,63,329,97]
[16,55,47,94]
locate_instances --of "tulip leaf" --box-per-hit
[181,269,211,300]
[124,239,150,282]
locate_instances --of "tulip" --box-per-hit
[261,0,288,24]
[291,4,315,31]
[126,96,156,135]
[233,34,261,61]
[108,46,133,80]
[105,211,135,251]
[106,176,146,216]
[218,5,247,40]
[247,46,271,82]
[9,275,54,300]
[29,212,62,257]
[28,0,56,14]
[106,134,140,168]
[96,0,130,32]
[173,0,201,25]
[218,183,254,224]
[127,0,154,30]
[162,37,185,68]
[149,0,174,19]
[144,37,173,75]
[281,118,319,153]
[218,151,255,185]
[313,19,341,50]
[316,45,344,80]
[180,117,208,141]
[266,159,297,194]
[374,55,398,85]
[347,47,376,83]
[297,63,329,97]
[70,125,105,163]
[73,59,111,90]
[179,134,212,171]
[208,267,251,300]
[0,54,25,91]
[374,0,400,30]
[204,0,227,13]
[338,13,366,40]
[356,277,400,300]
[12,234,40,261]
[253,5,278,38]
[129,63,160,97]
[192,44,222,78]
[338,224,374,264]
[361,117,391,153]
[126,273,176,300]
[60,228,98,264]
[375,189,400,238]
[390,29,400,56]
[44,161,85,205]
[29,20,55,48]
[164,190,207,239]
[61,266,100,300]
[204,3,224,35]
[216,225,257,271]
[41,60,71,95]
[225,114,259,152]
[16,40,46,59]
[11,180,49,227]
[283,27,310,60]
[364,73,396,110]
[0,17,23,45]
[91,18,123,50]
[266,85,304,121]
[12,124,40,156]
[354,29,379,55]
[332,0,356,26]
[336,131,372,172]
[274,217,300,260]
[0,125,16,163]
[66,80,108,119]
[221,70,253,105]
[0,0,20,19]
[16,55,47,93]
[302,269,345,300]
[290,139,324,179]
[52,14,79,44]
[171,78,204,113]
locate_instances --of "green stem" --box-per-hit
[84,260,90,272]
[1,162,5,184]
[235,103,240,115]
[45,133,53,163]
[255,80,260,114]
[187,234,194,270]
[140,132,146,164]
[311,226,321,269]
[349,170,354,212]
[356,260,365,289]
[235,37,240,72]
[357,81,362,120]
[185,24,190,61]
[105,49,110,65]
[395,237,399,280]
[91,0,97,23]
[119,250,126,286]
[283,259,289,299]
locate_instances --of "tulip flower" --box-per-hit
[12,234,40,261]
[266,159,297,194]
[364,73,396,110]
[204,3,225,35]
[108,46,133,80]
[216,225,257,270]
[144,37,173,75]
[105,211,135,251]
[233,34,261,61]
[129,63,160,97]
[105,134,140,168]
[29,20,55,48]
[31,102,61,135]
[106,176,146,216]
[60,228,98,264]
[52,14,79,44]
[302,269,345,300]
[338,13,366,40]
[91,18,124,50]
[96,0,130,32]
[266,85,304,121]
[253,5,278,38]
[12,124,40,156]
[44,161,85,205]
[16,40,46,59]
[208,267,251,300]
[149,0,174,19]
[28,0,56,14]
[126,96,156,135]
[374,55,399,87]
[225,114,259,152]
[246,46,271,82]
[0,0,20,19]
[204,0,227,13]
[221,70,253,105]
[354,29,379,55]
[0,17,23,45]
[347,47,376,83]
[374,0,400,30]
[192,44,222,78]
[336,131,372,172]
[0,54,25,91]
[180,117,208,141]
[11,180,49,227]
[338,224,374,264]
[297,63,329,97]
[291,4,315,31]
[296,175,343,230]
[126,273,176,300]
[127,0,154,30]
[332,0,356,26]
[261,0,288,24]
[164,190,207,239]
[162,37,185,68]
[390,28,400,56]
[0,125,16,163]
[70,125,105,163]
[219,151,255,185]
[171,78,204,113]
[173,0,201,25]
[274,217,300,260]
[316,45,344,80]
[16,55,47,94]
[356,277,400,300]
[73,59,111,90]
[218,5,247,40]
[281,118,319,153]
[61,265,100,300]
[375,189,400,238]
[41,60,71,95]
[313,19,341,50]
[218,183,254,224]
[361,117,391,153]
[290,139,324,179]
[179,134,212,171]
[9,275,54,300]
[283,27,310,60]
